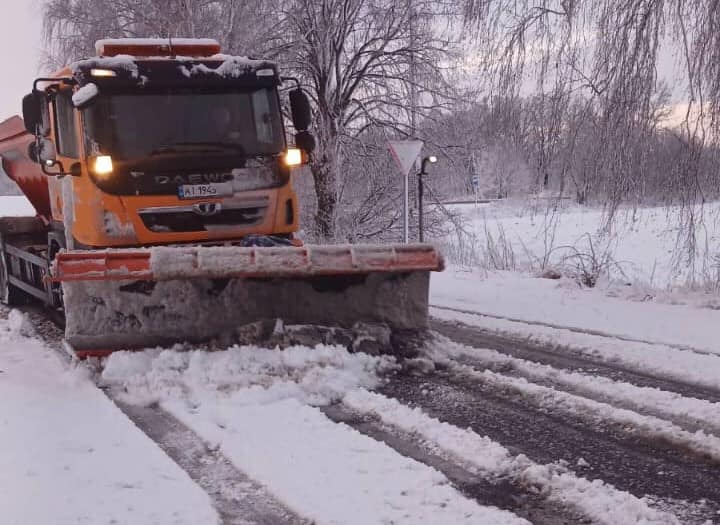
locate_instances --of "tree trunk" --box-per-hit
[310,155,338,241]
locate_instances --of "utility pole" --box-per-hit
[418,155,437,242]
[405,0,417,244]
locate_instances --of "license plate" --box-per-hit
[178,182,233,199]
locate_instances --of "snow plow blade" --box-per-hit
[54,244,444,354]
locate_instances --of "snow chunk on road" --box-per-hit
[103,343,396,406]
[0,309,218,525]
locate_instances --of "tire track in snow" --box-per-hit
[429,326,720,436]
[378,367,720,523]
[343,389,681,525]
[430,317,720,404]
[322,403,585,525]
[112,398,309,525]
[22,307,307,525]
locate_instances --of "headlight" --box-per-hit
[284,148,303,167]
[90,68,117,78]
[93,155,114,176]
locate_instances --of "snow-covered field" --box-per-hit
[442,198,720,289]
[2,195,720,524]
[432,198,720,357]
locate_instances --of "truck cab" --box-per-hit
[22,38,314,250]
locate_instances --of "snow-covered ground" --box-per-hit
[2,194,719,524]
[431,269,720,355]
[102,346,527,524]
[0,311,219,525]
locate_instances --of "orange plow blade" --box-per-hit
[54,244,444,353]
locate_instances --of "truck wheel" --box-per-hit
[0,252,25,306]
[48,239,65,310]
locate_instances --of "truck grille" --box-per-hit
[138,198,268,233]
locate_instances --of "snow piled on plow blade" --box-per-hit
[57,244,443,352]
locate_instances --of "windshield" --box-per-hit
[83,89,285,160]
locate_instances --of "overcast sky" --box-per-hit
[0,1,44,121]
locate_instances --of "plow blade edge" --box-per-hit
[54,244,444,353]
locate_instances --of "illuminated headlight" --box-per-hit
[284,148,303,167]
[256,68,275,77]
[90,68,117,77]
[93,155,114,176]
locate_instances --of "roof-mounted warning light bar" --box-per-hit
[95,38,221,58]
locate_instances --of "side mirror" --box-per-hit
[295,130,315,153]
[38,138,58,165]
[28,139,72,177]
[289,88,312,131]
[22,92,44,135]
[27,142,39,163]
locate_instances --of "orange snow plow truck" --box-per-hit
[0,39,443,357]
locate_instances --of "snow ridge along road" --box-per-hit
[422,314,720,524]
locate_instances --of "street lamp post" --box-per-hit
[418,155,437,242]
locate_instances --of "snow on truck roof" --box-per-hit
[69,39,277,80]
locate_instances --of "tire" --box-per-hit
[48,239,65,310]
[0,250,25,307]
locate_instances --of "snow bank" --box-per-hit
[103,344,527,524]
[431,306,720,390]
[0,309,219,525]
[344,389,680,525]
[431,269,720,354]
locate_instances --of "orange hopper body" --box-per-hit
[0,116,51,223]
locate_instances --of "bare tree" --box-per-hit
[276,0,459,240]
[463,1,720,199]
[42,0,283,68]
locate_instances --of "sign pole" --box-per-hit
[388,140,423,244]
[403,170,409,243]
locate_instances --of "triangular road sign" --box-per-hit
[388,140,423,176]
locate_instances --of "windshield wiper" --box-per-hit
[150,142,246,156]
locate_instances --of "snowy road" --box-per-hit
[3,304,719,524]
